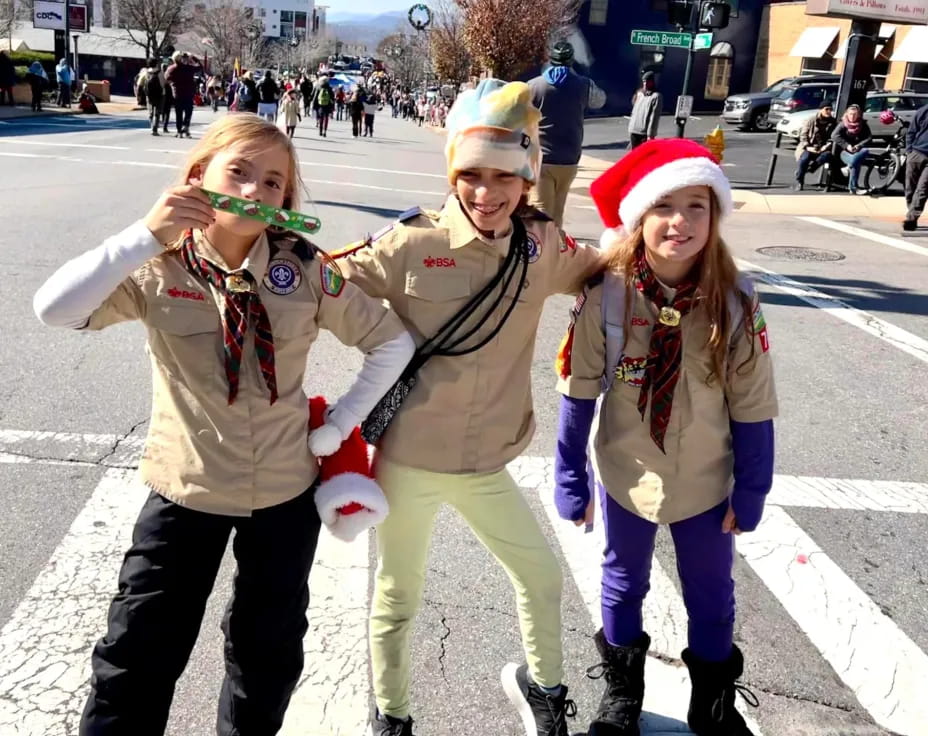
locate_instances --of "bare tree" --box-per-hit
[429,0,471,89]
[455,0,582,80]
[377,30,428,88]
[0,0,15,51]
[115,0,186,58]
[190,0,260,75]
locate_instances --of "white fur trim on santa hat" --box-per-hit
[599,226,627,251]
[314,472,389,542]
[618,157,733,233]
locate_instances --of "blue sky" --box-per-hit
[323,0,408,15]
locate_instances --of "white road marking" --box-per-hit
[737,257,928,365]
[798,215,928,257]
[0,139,131,151]
[771,475,928,514]
[512,456,763,735]
[737,506,928,735]
[0,468,144,735]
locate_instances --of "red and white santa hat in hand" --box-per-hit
[590,138,734,250]
[308,396,388,543]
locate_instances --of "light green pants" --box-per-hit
[370,457,564,719]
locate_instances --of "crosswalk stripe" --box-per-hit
[514,456,764,735]
[737,506,928,735]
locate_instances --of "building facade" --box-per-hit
[757,1,928,93]
[575,0,782,115]
[242,0,320,40]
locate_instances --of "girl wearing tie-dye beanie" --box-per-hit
[334,79,604,736]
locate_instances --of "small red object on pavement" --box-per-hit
[796,554,809,564]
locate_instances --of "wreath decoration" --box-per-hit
[408,3,432,31]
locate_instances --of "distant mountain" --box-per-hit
[327,10,408,49]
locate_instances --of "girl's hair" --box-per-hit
[173,114,341,273]
[178,114,302,210]
[604,192,755,384]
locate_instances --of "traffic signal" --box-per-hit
[699,1,731,29]
[668,0,693,27]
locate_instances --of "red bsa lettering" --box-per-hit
[423,257,456,268]
[166,287,206,302]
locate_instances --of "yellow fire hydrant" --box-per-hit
[704,125,725,162]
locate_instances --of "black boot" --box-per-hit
[586,629,649,736]
[682,645,758,736]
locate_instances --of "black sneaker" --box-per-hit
[369,709,414,736]
[501,662,576,736]
[903,219,917,231]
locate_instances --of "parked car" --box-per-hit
[864,91,928,138]
[776,108,819,139]
[722,73,838,131]
[768,81,839,126]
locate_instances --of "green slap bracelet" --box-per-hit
[202,189,322,235]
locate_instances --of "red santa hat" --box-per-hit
[590,138,733,250]
[308,396,389,543]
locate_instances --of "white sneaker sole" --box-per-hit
[501,662,537,736]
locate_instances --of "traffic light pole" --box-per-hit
[674,2,697,138]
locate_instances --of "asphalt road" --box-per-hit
[0,107,926,736]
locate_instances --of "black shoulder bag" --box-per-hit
[361,217,530,444]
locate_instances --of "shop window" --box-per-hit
[871,58,889,90]
[280,10,292,22]
[705,43,734,100]
[905,62,928,93]
[801,56,836,75]
[589,0,608,25]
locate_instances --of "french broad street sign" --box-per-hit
[694,32,713,51]
[630,29,692,49]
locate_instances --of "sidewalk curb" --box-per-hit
[0,103,142,120]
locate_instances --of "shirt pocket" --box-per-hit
[144,303,221,381]
[404,270,472,302]
[269,307,317,388]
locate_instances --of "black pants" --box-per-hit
[161,97,173,130]
[352,114,362,137]
[364,113,374,136]
[906,149,928,220]
[629,132,647,149]
[796,150,831,183]
[79,486,321,736]
[30,81,42,111]
[174,98,193,133]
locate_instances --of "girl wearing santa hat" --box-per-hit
[334,78,603,736]
[553,138,777,736]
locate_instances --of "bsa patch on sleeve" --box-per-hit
[752,301,770,353]
[559,231,578,255]
[320,262,345,297]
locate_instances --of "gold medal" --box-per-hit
[659,306,681,326]
[225,274,252,293]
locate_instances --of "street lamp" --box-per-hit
[287,33,302,77]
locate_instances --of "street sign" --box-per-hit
[675,94,694,119]
[694,32,713,51]
[69,4,89,33]
[630,29,692,49]
[33,0,65,30]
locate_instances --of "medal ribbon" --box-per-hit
[633,248,698,453]
[202,189,322,235]
[180,231,278,405]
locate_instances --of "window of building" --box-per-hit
[589,0,608,25]
[800,56,836,75]
[905,62,928,93]
[259,8,265,17]
[280,22,294,38]
[280,10,292,21]
[295,11,307,29]
[705,42,733,100]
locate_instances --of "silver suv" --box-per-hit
[722,73,839,131]
[863,91,928,138]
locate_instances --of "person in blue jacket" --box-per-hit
[552,139,777,736]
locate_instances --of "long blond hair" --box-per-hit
[604,193,755,384]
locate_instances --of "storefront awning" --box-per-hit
[835,24,895,60]
[891,25,928,63]
[789,27,840,58]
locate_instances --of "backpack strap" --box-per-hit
[601,270,628,393]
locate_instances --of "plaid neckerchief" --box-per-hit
[180,231,278,405]
[633,248,698,453]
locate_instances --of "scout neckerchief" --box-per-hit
[180,230,278,405]
[633,248,698,453]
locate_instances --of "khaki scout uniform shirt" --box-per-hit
[557,276,778,524]
[339,195,603,474]
[85,232,404,516]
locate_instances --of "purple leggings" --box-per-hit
[599,483,735,662]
